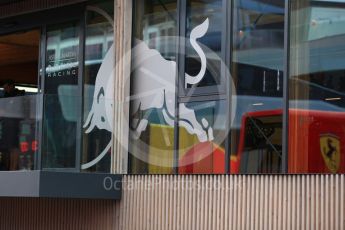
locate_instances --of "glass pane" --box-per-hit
[42,23,79,169]
[185,0,223,89]
[82,1,114,172]
[231,0,285,174]
[178,100,226,174]
[289,0,345,173]
[129,0,177,174]
[0,30,40,171]
[0,95,40,171]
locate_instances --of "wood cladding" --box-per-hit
[0,198,119,230]
[0,0,84,18]
[0,44,38,66]
[0,62,38,84]
[0,29,39,84]
[0,175,344,230]
[111,0,132,174]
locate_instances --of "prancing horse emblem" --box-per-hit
[320,134,340,173]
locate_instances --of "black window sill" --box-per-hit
[0,171,121,200]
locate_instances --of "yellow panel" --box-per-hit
[148,124,174,174]
[147,124,201,173]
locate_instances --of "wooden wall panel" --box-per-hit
[111,0,132,174]
[0,62,38,84]
[0,198,120,230]
[0,175,345,230]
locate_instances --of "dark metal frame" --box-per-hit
[76,11,87,172]
[225,0,233,174]
[282,0,290,173]
[35,26,46,170]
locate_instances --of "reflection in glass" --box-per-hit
[82,1,114,172]
[289,0,345,173]
[178,100,226,174]
[185,0,223,88]
[129,0,177,174]
[42,23,79,169]
[231,0,285,174]
[0,95,39,171]
[0,29,40,171]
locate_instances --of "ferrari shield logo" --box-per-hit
[320,134,340,173]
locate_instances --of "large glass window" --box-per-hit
[0,1,115,173]
[129,0,226,174]
[130,0,345,175]
[40,1,114,172]
[82,1,114,173]
[129,0,177,174]
[289,0,345,173]
[178,0,227,174]
[0,30,40,171]
[42,23,80,169]
[231,0,285,174]
[184,0,223,90]
[178,100,227,174]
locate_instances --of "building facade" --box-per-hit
[0,0,345,229]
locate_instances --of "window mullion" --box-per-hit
[76,11,86,172]
[282,0,290,174]
[174,0,185,174]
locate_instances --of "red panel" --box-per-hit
[179,142,225,174]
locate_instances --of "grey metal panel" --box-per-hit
[39,172,122,200]
[0,171,122,199]
[0,171,40,197]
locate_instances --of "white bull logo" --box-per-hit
[82,43,114,170]
[131,18,214,142]
[82,18,213,170]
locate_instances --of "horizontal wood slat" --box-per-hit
[0,175,344,230]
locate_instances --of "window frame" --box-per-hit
[38,5,87,172]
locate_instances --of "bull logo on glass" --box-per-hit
[82,6,115,170]
[130,18,213,142]
[83,17,214,169]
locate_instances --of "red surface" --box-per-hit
[20,142,29,153]
[179,141,225,174]
[289,109,345,173]
[178,109,345,174]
